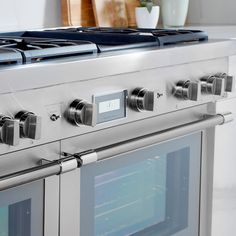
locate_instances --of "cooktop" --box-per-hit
[0,27,208,65]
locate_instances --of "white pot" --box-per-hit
[161,0,189,28]
[135,6,160,29]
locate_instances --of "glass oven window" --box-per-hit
[0,181,44,236]
[81,132,201,236]
[0,199,31,236]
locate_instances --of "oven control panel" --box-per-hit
[0,57,234,154]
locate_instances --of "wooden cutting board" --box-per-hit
[92,0,128,27]
[125,0,139,27]
[61,0,95,26]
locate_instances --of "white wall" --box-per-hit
[0,0,61,32]
[0,0,235,32]
[188,0,236,25]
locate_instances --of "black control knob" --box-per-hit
[0,115,19,146]
[67,99,96,126]
[174,80,199,101]
[200,75,224,95]
[15,111,42,140]
[129,87,155,112]
[215,73,234,92]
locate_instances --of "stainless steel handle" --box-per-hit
[0,157,78,191]
[75,112,233,165]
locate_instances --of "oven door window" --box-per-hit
[80,132,201,236]
[0,181,44,236]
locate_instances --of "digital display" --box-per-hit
[99,99,120,114]
[94,91,127,123]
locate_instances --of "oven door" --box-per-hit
[80,133,201,236]
[0,142,60,236]
[60,112,232,236]
[0,181,43,236]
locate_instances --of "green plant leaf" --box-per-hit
[146,2,153,13]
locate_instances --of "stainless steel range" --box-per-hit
[0,27,235,236]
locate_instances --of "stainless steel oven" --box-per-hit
[0,33,234,236]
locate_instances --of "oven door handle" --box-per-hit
[0,157,78,191]
[0,112,233,191]
[73,112,234,166]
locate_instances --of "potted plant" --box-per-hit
[135,0,160,28]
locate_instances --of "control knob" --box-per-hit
[15,111,42,140]
[215,73,234,92]
[173,80,199,101]
[67,99,96,126]
[129,87,155,112]
[200,75,224,95]
[0,115,19,146]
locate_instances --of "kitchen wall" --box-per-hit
[0,0,61,32]
[0,0,236,32]
[187,0,236,25]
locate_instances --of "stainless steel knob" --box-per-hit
[215,73,234,92]
[67,99,96,126]
[174,80,199,101]
[15,111,42,140]
[129,87,155,112]
[0,115,19,146]
[200,75,224,95]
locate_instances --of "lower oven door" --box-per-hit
[79,132,201,236]
[0,181,44,236]
[0,142,61,236]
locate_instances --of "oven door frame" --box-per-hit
[60,106,233,236]
[0,142,61,236]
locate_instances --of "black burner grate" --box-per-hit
[38,27,208,49]
[0,37,97,65]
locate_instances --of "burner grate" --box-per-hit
[0,27,208,56]
[0,37,98,65]
[0,48,22,66]
[43,27,208,48]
